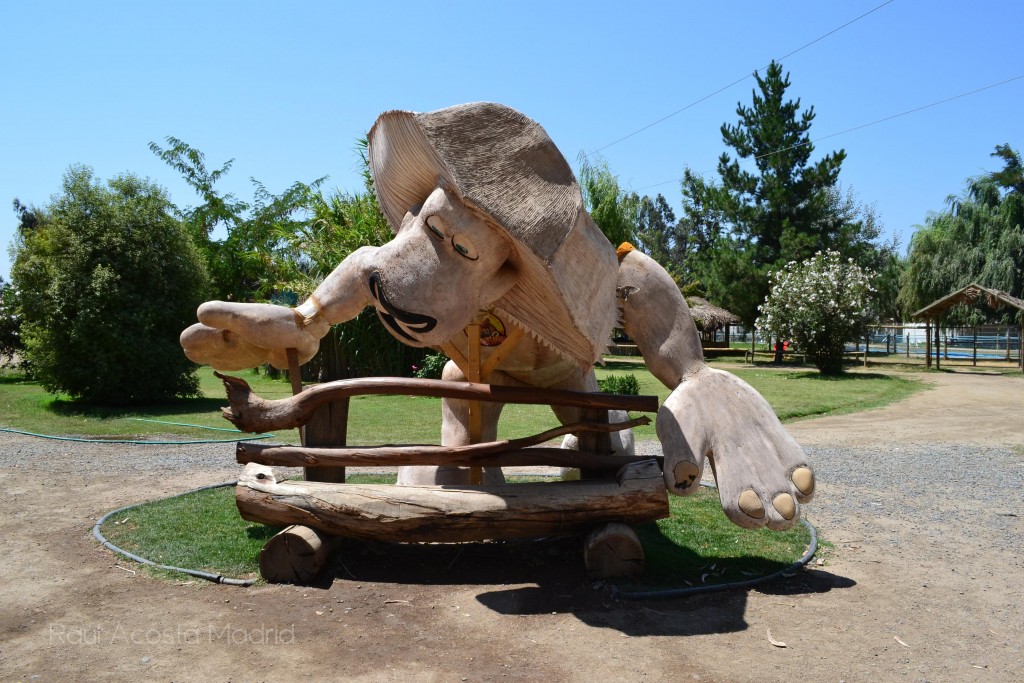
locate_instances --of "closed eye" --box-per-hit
[452,233,479,260]
[425,216,444,240]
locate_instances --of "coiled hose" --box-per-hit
[92,480,255,586]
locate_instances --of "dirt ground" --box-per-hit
[1,369,1022,682]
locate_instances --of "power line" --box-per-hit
[590,0,896,155]
[634,73,1024,192]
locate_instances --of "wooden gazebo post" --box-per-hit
[925,320,931,369]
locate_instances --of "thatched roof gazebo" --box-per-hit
[687,297,741,349]
[912,283,1024,371]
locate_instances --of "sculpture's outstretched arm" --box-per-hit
[181,247,377,370]
[617,248,814,530]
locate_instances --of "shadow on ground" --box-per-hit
[315,536,855,637]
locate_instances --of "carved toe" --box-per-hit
[738,489,765,519]
[792,467,815,496]
[772,493,796,520]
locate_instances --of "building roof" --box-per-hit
[687,297,740,330]
[912,283,1024,319]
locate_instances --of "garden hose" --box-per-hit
[0,421,274,445]
[614,516,818,600]
[129,418,256,433]
[92,481,256,587]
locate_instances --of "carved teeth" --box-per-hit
[738,489,765,518]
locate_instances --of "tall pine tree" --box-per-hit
[680,61,858,327]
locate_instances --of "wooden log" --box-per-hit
[258,524,337,584]
[214,373,659,434]
[286,345,349,483]
[584,522,645,580]
[239,444,661,473]
[235,459,669,543]
[578,407,612,480]
[236,416,653,470]
[301,399,348,483]
[285,348,303,396]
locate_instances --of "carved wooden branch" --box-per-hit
[238,444,662,471]
[236,416,658,471]
[216,373,659,433]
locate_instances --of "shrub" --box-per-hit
[757,250,875,375]
[413,352,449,380]
[11,167,210,404]
[598,373,640,395]
[0,277,24,368]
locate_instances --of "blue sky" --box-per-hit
[2,1,1021,282]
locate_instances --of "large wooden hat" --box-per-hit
[367,102,618,367]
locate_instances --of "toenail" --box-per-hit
[792,467,815,496]
[673,462,700,490]
[738,489,764,518]
[773,493,796,520]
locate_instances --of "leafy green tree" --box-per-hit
[758,250,876,375]
[0,275,23,367]
[898,145,1024,325]
[681,61,884,328]
[632,192,695,282]
[989,143,1024,194]
[149,137,324,302]
[871,248,906,324]
[578,154,639,247]
[10,166,210,403]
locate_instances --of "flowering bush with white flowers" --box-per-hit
[757,250,876,375]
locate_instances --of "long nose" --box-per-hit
[368,271,438,342]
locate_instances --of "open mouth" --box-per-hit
[369,271,438,342]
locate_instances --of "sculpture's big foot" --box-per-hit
[657,367,814,530]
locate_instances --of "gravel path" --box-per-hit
[1,370,1022,682]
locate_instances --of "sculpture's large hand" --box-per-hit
[180,301,330,370]
[657,366,815,530]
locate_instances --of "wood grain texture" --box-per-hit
[236,460,668,543]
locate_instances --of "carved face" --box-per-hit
[366,187,519,346]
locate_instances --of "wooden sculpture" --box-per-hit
[181,103,815,579]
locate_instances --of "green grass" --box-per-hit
[1,362,924,444]
[634,487,811,588]
[592,360,924,439]
[0,367,297,440]
[99,474,811,588]
[100,485,277,579]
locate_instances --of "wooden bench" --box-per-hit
[215,373,668,583]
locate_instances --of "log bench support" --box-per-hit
[236,459,668,545]
[259,525,338,585]
[584,522,645,580]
